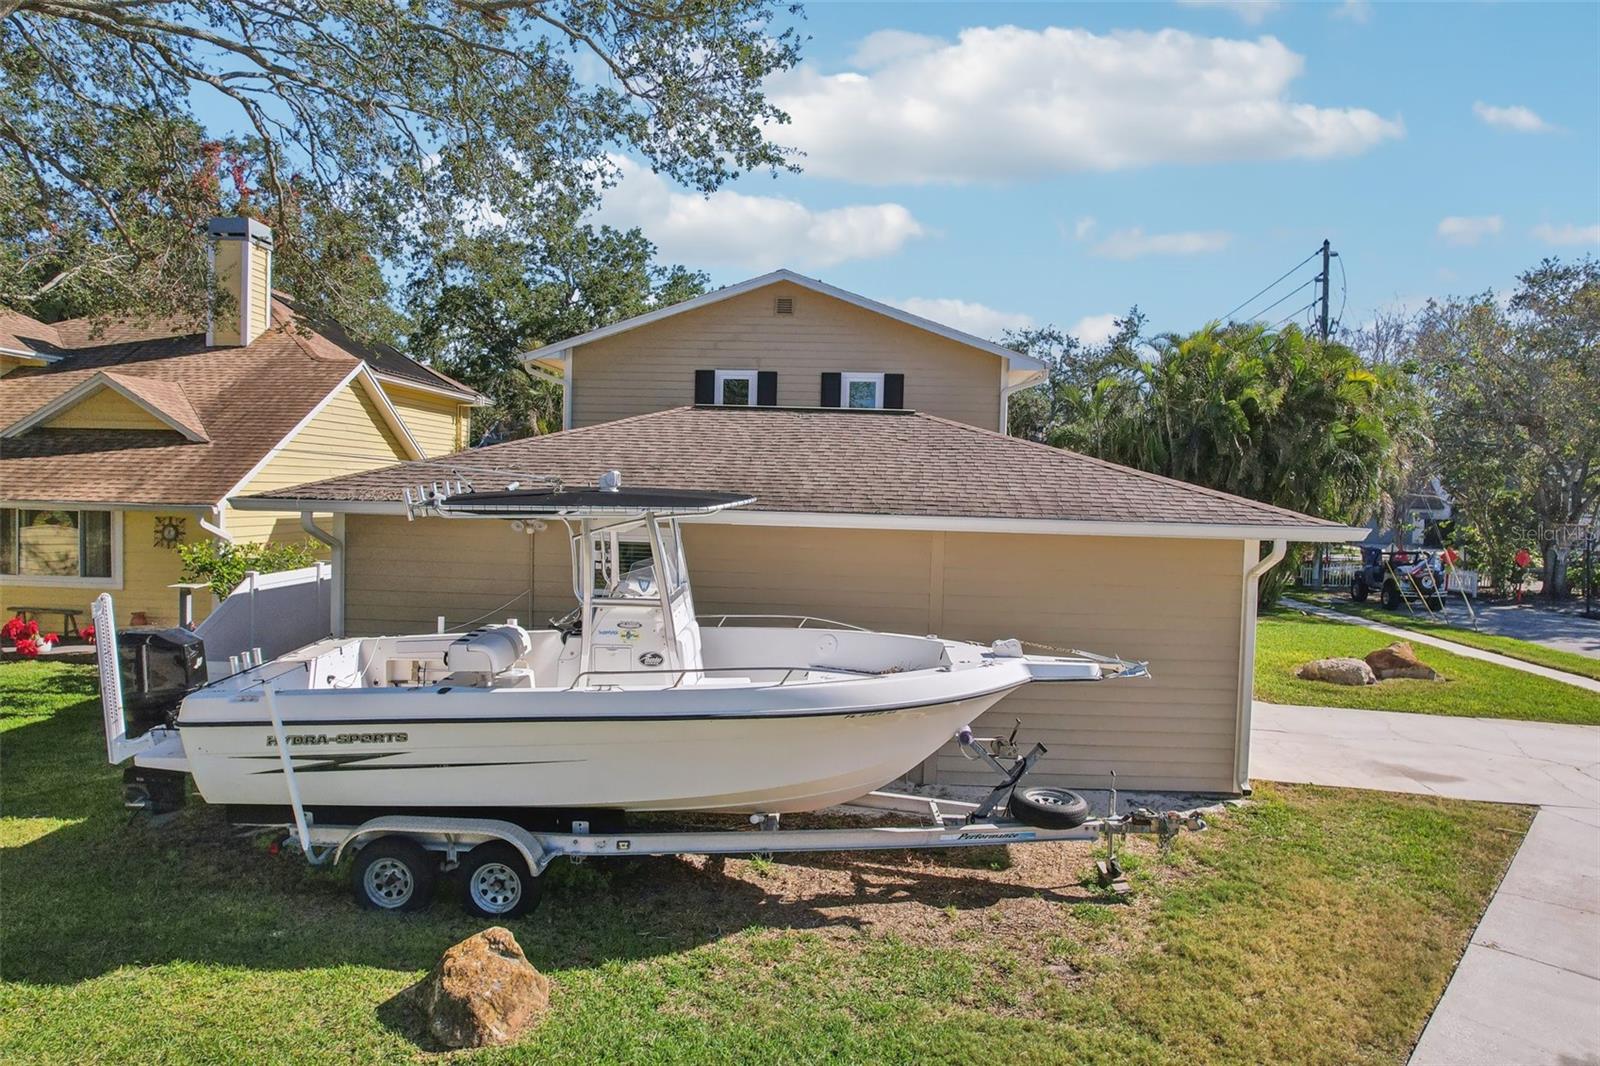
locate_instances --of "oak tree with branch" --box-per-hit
[0,0,801,326]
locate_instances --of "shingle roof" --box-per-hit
[0,329,358,506]
[1,297,479,399]
[0,292,480,506]
[241,405,1342,531]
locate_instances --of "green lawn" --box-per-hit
[1299,594,1600,682]
[2,662,1531,1065]
[1256,608,1600,725]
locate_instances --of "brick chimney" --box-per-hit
[206,217,274,346]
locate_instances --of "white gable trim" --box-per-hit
[214,364,426,516]
[519,269,1048,377]
[0,371,208,441]
[372,369,486,405]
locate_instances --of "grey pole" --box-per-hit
[1318,239,1332,342]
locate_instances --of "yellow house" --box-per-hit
[0,217,482,629]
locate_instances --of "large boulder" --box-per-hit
[1297,657,1377,686]
[412,927,550,1049]
[1364,641,1438,681]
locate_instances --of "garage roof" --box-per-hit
[236,406,1359,542]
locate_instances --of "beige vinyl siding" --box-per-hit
[340,516,1247,793]
[247,239,271,341]
[212,238,244,343]
[43,387,169,431]
[569,280,1003,430]
[225,381,412,544]
[382,383,468,457]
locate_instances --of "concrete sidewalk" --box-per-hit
[1252,702,1600,1065]
[1281,597,1600,695]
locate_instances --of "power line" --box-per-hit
[1269,301,1318,332]
[1248,277,1316,322]
[1331,251,1348,334]
[1216,247,1323,323]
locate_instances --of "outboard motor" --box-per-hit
[116,627,207,738]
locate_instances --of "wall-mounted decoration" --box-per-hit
[154,515,187,549]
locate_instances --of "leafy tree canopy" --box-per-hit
[405,224,708,441]
[1402,257,1600,596]
[0,0,800,328]
[1008,313,1421,602]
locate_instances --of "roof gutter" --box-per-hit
[1235,538,1288,794]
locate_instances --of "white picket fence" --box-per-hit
[193,562,333,675]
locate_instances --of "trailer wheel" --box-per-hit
[1351,576,1369,602]
[1009,784,1090,829]
[1382,579,1402,610]
[460,842,542,918]
[352,837,436,912]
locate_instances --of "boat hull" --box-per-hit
[179,678,1025,814]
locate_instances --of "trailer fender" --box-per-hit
[330,816,550,875]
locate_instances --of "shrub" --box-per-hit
[178,540,320,599]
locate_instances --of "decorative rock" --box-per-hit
[1296,657,1377,685]
[1364,641,1438,681]
[413,927,550,1049]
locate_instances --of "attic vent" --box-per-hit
[774,296,794,315]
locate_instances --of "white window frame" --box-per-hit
[841,372,885,410]
[713,369,757,406]
[0,506,123,588]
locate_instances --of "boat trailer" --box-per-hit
[252,687,1207,914]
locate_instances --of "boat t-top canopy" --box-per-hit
[404,469,754,521]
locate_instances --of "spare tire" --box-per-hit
[1009,784,1090,829]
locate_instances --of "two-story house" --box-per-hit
[0,217,482,628]
[234,270,1357,795]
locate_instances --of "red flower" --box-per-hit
[23,619,38,638]
[13,637,40,658]
[81,625,97,644]
[42,632,60,647]
[1,616,22,643]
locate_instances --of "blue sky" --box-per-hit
[590,1,1600,343]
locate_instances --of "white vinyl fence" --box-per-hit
[194,562,333,675]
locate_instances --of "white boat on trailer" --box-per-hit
[97,470,1199,916]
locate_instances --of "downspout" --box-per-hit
[1000,368,1047,436]
[200,505,233,542]
[301,511,345,637]
[1234,538,1287,794]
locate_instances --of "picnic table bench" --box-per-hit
[6,605,84,639]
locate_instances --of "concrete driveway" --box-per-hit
[1252,702,1600,1065]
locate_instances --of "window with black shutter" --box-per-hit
[757,371,778,406]
[820,371,841,407]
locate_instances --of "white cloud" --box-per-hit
[1090,227,1232,259]
[894,297,1033,339]
[768,26,1402,184]
[1073,216,1097,240]
[1532,222,1600,246]
[1332,0,1372,23]
[1071,314,1121,346]
[595,156,926,270]
[1177,0,1282,25]
[1436,215,1503,246]
[1472,102,1555,133]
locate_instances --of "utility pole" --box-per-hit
[1317,238,1331,342]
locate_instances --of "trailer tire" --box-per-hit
[460,842,542,918]
[351,837,436,912]
[1009,784,1090,830]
